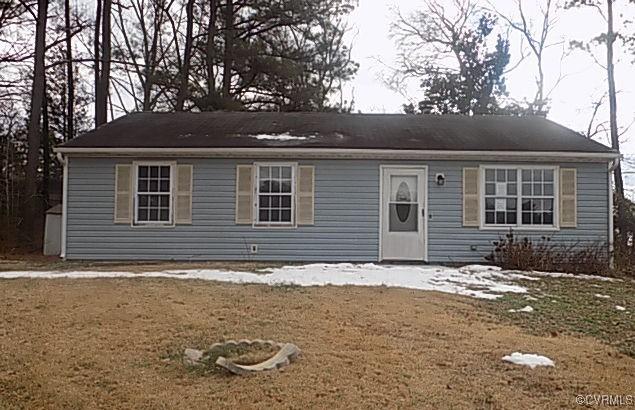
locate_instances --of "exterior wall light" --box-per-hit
[436,173,446,186]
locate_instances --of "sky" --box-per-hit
[344,0,635,154]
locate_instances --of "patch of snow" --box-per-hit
[502,352,555,369]
[615,305,626,311]
[249,133,314,141]
[594,293,611,299]
[524,295,538,301]
[508,305,534,313]
[0,263,528,300]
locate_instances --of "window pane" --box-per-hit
[496,211,506,224]
[522,183,531,195]
[270,180,279,193]
[272,167,280,179]
[485,198,495,210]
[149,209,158,220]
[160,195,169,207]
[281,167,291,179]
[281,209,291,222]
[260,167,269,179]
[150,180,158,192]
[507,212,517,224]
[485,169,495,182]
[139,195,148,206]
[507,169,517,180]
[281,196,291,208]
[507,198,517,210]
[544,183,553,196]
[150,196,159,207]
[544,170,554,181]
[281,180,292,193]
[507,183,517,196]
[544,213,553,224]
[139,166,148,178]
[150,166,159,177]
[259,196,270,208]
[533,183,542,196]
[496,169,506,182]
[160,166,170,178]
[544,199,553,212]
[485,183,495,195]
[160,180,170,192]
[532,212,542,224]
[485,211,495,224]
[259,209,269,222]
[533,170,542,181]
[522,212,531,224]
[522,170,531,182]
[138,180,148,192]
[160,209,169,221]
[138,209,148,221]
[271,209,280,222]
[522,199,530,211]
[272,196,280,207]
[260,180,271,193]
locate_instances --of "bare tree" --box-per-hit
[491,0,564,114]
[64,0,74,139]
[221,0,234,98]
[175,0,194,110]
[25,0,49,244]
[95,0,111,126]
[568,0,623,197]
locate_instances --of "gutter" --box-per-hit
[55,152,68,259]
[53,147,621,162]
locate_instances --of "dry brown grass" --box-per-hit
[0,278,633,409]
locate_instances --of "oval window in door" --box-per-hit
[396,181,411,222]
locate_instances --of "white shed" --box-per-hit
[43,204,62,256]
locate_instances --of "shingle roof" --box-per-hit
[60,111,614,153]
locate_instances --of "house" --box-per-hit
[53,112,619,262]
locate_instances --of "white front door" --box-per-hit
[381,166,427,261]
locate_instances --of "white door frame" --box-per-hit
[379,164,428,262]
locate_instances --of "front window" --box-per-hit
[483,166,556,228]
[256,164,295,225]
[135,164,172,223]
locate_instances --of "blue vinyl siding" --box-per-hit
[65,158,609,262]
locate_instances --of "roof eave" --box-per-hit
[53,147,620,162]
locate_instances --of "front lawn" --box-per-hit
[0,273,633,409]
[484,274,635,357]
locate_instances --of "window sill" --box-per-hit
[131,222,176,228]
[479,225,559,232]
[252,223,297,230]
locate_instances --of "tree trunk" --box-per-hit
[94,0,101,127]
[95,0,111,126]
[176,0,195,111]
[25,0,48,247]
[64,0,74,140]
[606,0,623,198]
[221,0,233,98]
[42,88,50,210]
[206,0,218,97]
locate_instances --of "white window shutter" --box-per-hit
[296,165,315,225]
[114,164,133,224]
[235,165,254,224]
[463,167,480,227]
[560,168,577,228]
[175,164,193,224]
